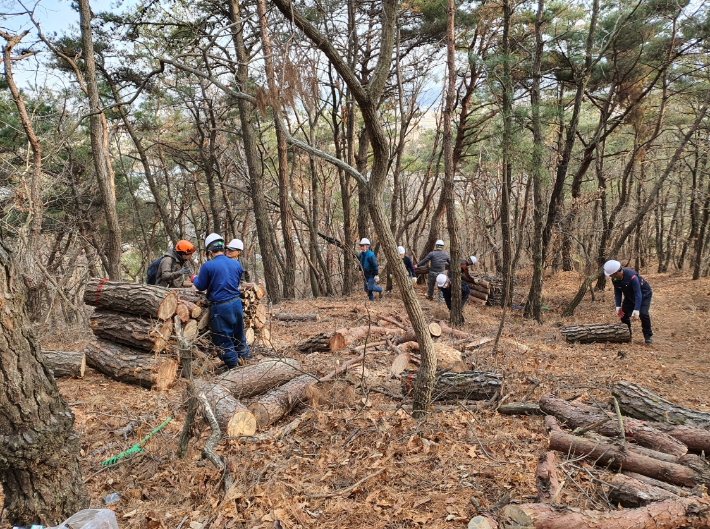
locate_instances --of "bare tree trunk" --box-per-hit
[0,241,89,525]
[78,0,122,280]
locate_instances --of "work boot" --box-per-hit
[644,336,653,345]
[379,290,383,299]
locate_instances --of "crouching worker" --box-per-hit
[191,233,249,368]
[436,273,470,311]
[604,259,653,344]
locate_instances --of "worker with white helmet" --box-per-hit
[190,233,249,367]
[398,246,416,282]
[358,238,383,301]
[604,259,653,344]
[459,255,479,284]
[226,238,250,282]
[436,273,470,314]
[416,239,451,301]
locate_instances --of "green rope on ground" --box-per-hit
[101,415,173,466]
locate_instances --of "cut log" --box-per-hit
[255,304,267,324]
[497,402,543,416]
[193,381,257,436]
[182,319,198,342]
[469,282,490,294]
[90,309,173,352]
[41,350,86,378]
[175,289,207,306]
[469,289,489,301]
[560,323,631,343]
[428,322,442,337]
[406,342,463,368]
[329,326,400,350]
[296,332,337,353]
[390,352,410,376]
[608,473,678,508]
[197,308,211,331]
[393,329,417,345]
[245,327,255,346]
[84,339,178,390]
[499,496,710,529]
[176,302,190,323]
[248,374,315,428]
[437,321,475,340]
[539,393,688,456]
[643,422,710,454]
[468,295,488,305]
[241,282,265,300]
[535,452,560,503]
[621,471,693,497]
[84,278,179,320]
[257,327,272,346]
[272,313,319,322]
[401,370,502,401]
[217,358,302,399]
[612,381,710,429]
[546,416,709,488]
[181,300,201,318]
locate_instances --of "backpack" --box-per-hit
[146,255,175,285]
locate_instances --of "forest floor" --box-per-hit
[17,270,710,528]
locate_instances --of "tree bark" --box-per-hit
[497,402,543,416]
[296,332,339,353]
[216,358,302,399]
[0,242,89,526]
[78,0,122,279]
[539,393,688,456]
[612,382,710,429]
[84,278,179,319]
[41,350,86,378]
[499,496,710,529]
[608,473,678,508]
[535,452,560,503]
[248,374,315,428]
[84,339,178,390]
[193,381,257,436]
[560,323,631,343]
[401,371,502,402]
[90,309,173,352]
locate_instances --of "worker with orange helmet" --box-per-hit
[156,240,195,288]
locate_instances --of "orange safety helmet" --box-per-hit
[175,240,195,256]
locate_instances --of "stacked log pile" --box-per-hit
[414,266,495,305]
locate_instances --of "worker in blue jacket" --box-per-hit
[604,260,653,344]
[191,233,248,367]
[359,238,383,301]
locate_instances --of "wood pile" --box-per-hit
[468,273,505,306]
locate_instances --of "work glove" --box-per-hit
[631,310,640,320]
[179,266,191,275]
[374,275,380,283]
[616,307,624,318]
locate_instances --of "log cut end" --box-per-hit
[245,327,255,346]
[182,319,198,342]
[227,411,257,437]
[155,358,179,391]
[248,402,270,429]
[157,291,179,320]
[328,333,346,351]
[429,322,442,337]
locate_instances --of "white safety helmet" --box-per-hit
[604,260,622,277]
[227,238,244,251]
[469,256,478,265]
[360,238,371,246]
[435,239,445,247]
[436,273,448,287]
[397,246,405,255]
[205,233,223,249]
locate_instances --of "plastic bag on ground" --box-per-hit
[49,509,118,529]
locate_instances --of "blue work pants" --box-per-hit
[363,276,383,301]
[210,297,249,367]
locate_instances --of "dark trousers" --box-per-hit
[620,293,652,338]
[363,276,382,301]
[427,270,445,300]
[210,297,249,366]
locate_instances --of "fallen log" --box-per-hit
[560,323,631,343]
[404,342,463,368]
[84,339,178,390]
[546,416,709,488]
[84,278,178,320]
[401,370,502,401]
[535,452,560,503]
[608,473,678,508]
[90,309,173,352]
[539,393,688,456]
[469,289,489,301]
[498,495,710,529]
[643,422,710,454]
[621,471,693,497]
[497,402,543,416]
[41,350,86,378]
[181,300,201,318]
[272,313,319,321]
[329,326,401,350]
[248,374,315,429]
[468,294,488,305]
[217,358,302,399]
[296,333,336,353]
[612,381,710,429]
[193,381,257,436]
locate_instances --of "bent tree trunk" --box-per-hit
[0,242,89,525]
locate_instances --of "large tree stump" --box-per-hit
[248,374,315,429]
[612,381,710,429]
[401,370,501,401]
[89,309,173,352]
[498,496,710,529]
[608,473,678,508]
[84,278,178,320]
[217,358,302,399]
[193,381,256,436]
[41,350,86,378]
[546,416,709,488]
[560,323,631,343]
[539,393,688,456]
[84,340,178,390]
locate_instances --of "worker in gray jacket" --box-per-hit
[416,240,451,300]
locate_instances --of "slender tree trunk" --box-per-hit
[0,241,89,525]
[78,0,122,280]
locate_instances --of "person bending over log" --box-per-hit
[604,260,653,344]
[147,239,195,287]
[417,239,450,301]
[190,233,248,368]
[436,273,470,315]
[226,238,250,282]
[359,238,383,301]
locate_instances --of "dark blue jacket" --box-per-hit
[359,249,379,278]
[192,254,243,303]
[612,268,652,311]
[441,280,470,310]
[403,256,415,278]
